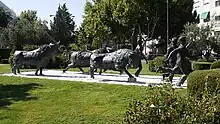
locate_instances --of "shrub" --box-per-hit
[124,84,186,124]
[191,61,212,70]
[187,69,220,99]
[124,84,220,124]
[184,93,220,124]
[210,60,220,69]
[8,49,15,67]
[47,53,68,69]
[148,56,166,72]
[0,48,11,64]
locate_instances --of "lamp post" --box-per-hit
[167,0,169,52]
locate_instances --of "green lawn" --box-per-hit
[0,76,148,124]
[0,64,11,74]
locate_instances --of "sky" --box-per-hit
[1,0,87,27]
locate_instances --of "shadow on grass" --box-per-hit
[0,83,42,108]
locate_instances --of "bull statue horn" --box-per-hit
[57,41,60,45]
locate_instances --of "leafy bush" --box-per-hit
[148,56,166,72]
[124,84,220,124]
[0,48,11,60]
[191,61,212,70]
[47,52,69,69]
[184,93,220,124]
[124,84,186,124]
[0,48,11,64]
[210,60,220,69]
[187,69,220,99]
[8,49,15,67]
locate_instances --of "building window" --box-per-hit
[200,12,210,22]
[216,0,220,7]
[215,15,220,21]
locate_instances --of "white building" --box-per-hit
[193,0,220,32]
[0,1,16,19]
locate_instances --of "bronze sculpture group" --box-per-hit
[12,36,193,86]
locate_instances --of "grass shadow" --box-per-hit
[0,83,42,108]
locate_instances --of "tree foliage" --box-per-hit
[0,10,52,49]
[78,0,197,50]
[181,23,220,57]
[50,3,76,47]
[0,8,12,28]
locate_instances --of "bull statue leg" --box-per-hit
[39,67,43,76]
[119,70,124,75]
[12,65,17,74]
[135,62,142,77]
[78,66,85,73]
[17,66,21,74]
[90,66,95,79]
[63,63,74,73]
[124,69,137,82]
[99,68,102,75]
[35,68,40,76]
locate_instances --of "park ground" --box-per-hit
[0,64,186,124]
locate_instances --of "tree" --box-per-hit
[0,8,12,28]
[50,3,76,47]
[1,10,52,49]
[181,23,220,57]
[78,0,196,50]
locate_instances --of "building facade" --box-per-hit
[193,0,220,32]
[0,1,16,19]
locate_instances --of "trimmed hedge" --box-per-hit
[148,56,166,72]
[187,69,220,99]
[191,61,212,70]
[210,60,220,69]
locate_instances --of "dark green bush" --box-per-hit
[0,48,11,59]
[184,93,220,124]
[47,53,68,69]
[0,48,11,64]
[8,49,15,67]
[124,84,220,124]
[191,61,212,70]
[148,56,166,72]
[210,60,220,69]
[187,69,220,99]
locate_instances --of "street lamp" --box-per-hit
[167,0,169,52]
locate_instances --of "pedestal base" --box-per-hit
[128,77,137,82]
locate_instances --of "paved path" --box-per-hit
[2,70,187,88]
